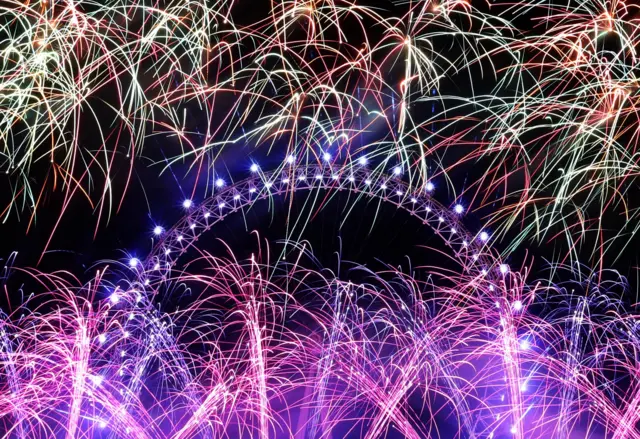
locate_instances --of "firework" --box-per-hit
[2,0,640,436]
[4,0,639,265]
[1,232,638,438]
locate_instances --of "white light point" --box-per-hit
[479,231,489,242]
[425,182,434,192]
[520,339,530,350]
[204,212,211,218]
[233,194,241,200]
[282,178,290,184]
[315,174,323,180]
[513,300,523,311]
[510,426,517,435]
[286,155,295,164]
[182,199,192,209]
[250,163,259,173]
[499,263,509,274]
[153,226,163,236]
[265,182,273,188]
[110,293,120,304]
[365,179,372,185]
[129,258,139,268]
[396,190,403,196]
[381,184,387,190]
[393,166,402,176]
[98,334,107,344]
[99,420,107,429]
[215,178,225,188]
[454,204,464,214]
[358,157,368,166]
[218,202,225,209]
[322,152,332,162]
[411,197,417,203]
[249,187,257,193]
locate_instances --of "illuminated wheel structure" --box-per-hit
[110,162,525,439]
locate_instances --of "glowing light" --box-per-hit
[183,199,193,209]
[215,178,225,188]
[250,163,259,173]
[109,293,119,304]
[323,152,332,162]
[393,166,402,176]
[153,226,163,236]
[286,155,295,164]
[499,263,509,274]
[98,334,107,344]
[454,204,464,214]
[514,300,523,311]
[480,231,489,242]
[425,182,434,192]
[358,157,368,166]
